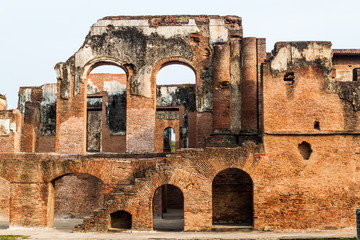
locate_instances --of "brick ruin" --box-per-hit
[0,15,360,232]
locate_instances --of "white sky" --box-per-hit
[1,0,359,109]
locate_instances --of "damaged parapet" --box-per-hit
[0,95,7,110]
[0,94,22,152]
[263,41,360,133]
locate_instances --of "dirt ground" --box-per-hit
[0,218,357,240]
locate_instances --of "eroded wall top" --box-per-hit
[56,15,242,111]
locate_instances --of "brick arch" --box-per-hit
[150,57,197,97]
[80,57,131,84]
[49,172,104,184]
[121,160,209,231]
[43,160,115,184]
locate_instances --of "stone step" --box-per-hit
[211,224,253,232]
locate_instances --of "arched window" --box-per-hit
[212,168,253,226]
[353,68,360,81]
[156,64,195,85]
[163,127,176,153]
[86,64,127,153]
[156,63,196,149]
[153,184,184,231]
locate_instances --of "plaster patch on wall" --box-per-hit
[9,121,16,132]
[133,68,152,98]
[19,89,32,114]
[41,84,57,135]
[91,19,200,39]
[103,81,127,135]
[87,79,99,94]
[270,42,332,73]
[209,19,228,45]
[0,119,10,135]
[335,70,353,82]
[103,81,126,95]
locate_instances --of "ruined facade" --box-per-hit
[0,15,360,232]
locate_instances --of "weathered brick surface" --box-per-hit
[0,177,10,220]
[54,174,104,218]
[1,15,360,234]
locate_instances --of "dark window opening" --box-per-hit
[353,68,360,81]
[298,141,313,160]
[284,72,295,85]
[314,121,320,130]
[110,211,132,229]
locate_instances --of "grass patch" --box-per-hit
[0,236,29,240]
[293,238,356,240]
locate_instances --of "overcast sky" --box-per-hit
[1,0,359,109]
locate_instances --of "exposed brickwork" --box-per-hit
[0,15,359,234]
[54,174,104,218]
[0,177,10,220]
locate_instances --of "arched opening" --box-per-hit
[156,63,196,150]
[86,64,127,153]
[51,173,104,230]
[212,168,253,226]
[153,184,184,231]
[110,211,132,230]
[0,177,10,229]
[163,127,176,153]
[156,64,196,85]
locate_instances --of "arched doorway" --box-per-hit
[153,184,184,231]
[155,63,196,149]
[0,177,10,229]
[212,168,253,226]
[86,64,127,153]
[51,173,104,230]
[110,211,132,230]
[163,127,176,153]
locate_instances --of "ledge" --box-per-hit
[265,130,360,136]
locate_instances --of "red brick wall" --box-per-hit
[263,63,360,132]
[54,174,104,218]
[0,177,10,220]
[0,110,22,153]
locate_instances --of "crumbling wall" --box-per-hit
[0,109,22,152]
[0,95,7,110]
[332,49,360,82]
[260,42,360,230]
[55,15,243,154]
[263,41,360,133]
[18,85,57,152]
